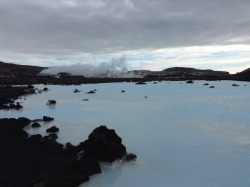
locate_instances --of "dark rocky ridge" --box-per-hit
[233,68,250,81]
[144,67,230,80]
[0,61,45,77]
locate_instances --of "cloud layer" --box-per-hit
[0,0,249,73]
[1,0,250,54]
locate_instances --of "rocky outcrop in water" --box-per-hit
[37,125,136,187]
[186,80,194,83]
[0,85,36,110]
[46,126,59,133]
[77,125,127,163]
[86,90,95,94]
[135,81,146,85]
[46,100,56,105]
[0,117,136,187]
[43,116,54,122]
[232,84,239,86]
[31,122,41,128]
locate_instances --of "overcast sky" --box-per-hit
[0,0,250,73]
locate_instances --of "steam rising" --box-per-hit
[40,57,138,78]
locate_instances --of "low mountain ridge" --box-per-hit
[0,61,249,81]
[142,67,230,79]
[0,61,45,77]
[234,68,250,81]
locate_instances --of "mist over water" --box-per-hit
[1,81,250,187]
[39,57,138,78]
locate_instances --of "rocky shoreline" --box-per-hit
[0,117,72,187]
[0,86,136,187]
[0,85,36,110]
[0,76,236,86]
[0,117,136,187]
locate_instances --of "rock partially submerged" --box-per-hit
[7,102,23,110]
[86,90,95,94]
[73,89,80,93]
[37,125,136,187]
[47,100,56,105]
[135,81,146,85]
[186,80,194,84]
[0,116,136,187]
[232,84,239,86]
[65,126,128,163]
[43,116,54,122]
[46,126,59,133]
[31,122,41,128]
[124,153,137,161]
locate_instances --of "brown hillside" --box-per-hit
[0,61,45,77]
[234,68,250,81]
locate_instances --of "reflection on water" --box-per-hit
[1,81,250,187]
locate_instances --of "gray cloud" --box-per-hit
[0,0,250,55]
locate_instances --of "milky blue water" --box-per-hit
[1,81,250,187]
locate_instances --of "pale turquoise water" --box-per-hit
[1,81,250,187]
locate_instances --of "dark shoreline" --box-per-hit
[0,85,136,187]
[1,74,247,86]
[0,116,135,187]
[0,86,71,186]
[0,117,73,187]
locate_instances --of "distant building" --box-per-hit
[57,72,71,78]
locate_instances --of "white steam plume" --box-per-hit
[39,57,138,78]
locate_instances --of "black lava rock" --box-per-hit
[29,134,43,141]
[31,122,41,128]
[74,89,80,93]
[46,126,59,133]
[186,80,194,84]
[76,125,127,163]
[124,153,137,161]
[48,133,58,139]
[47,100,56,105]
[232,84,239,86]
[17,117,31,127]
[86,90,95,94]
[43,116,54,122]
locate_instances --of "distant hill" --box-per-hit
[0,61,45,77]
[234,68,250,81]
[162,67,228,73]
[143,67,230,79]
[1,61,249,82]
